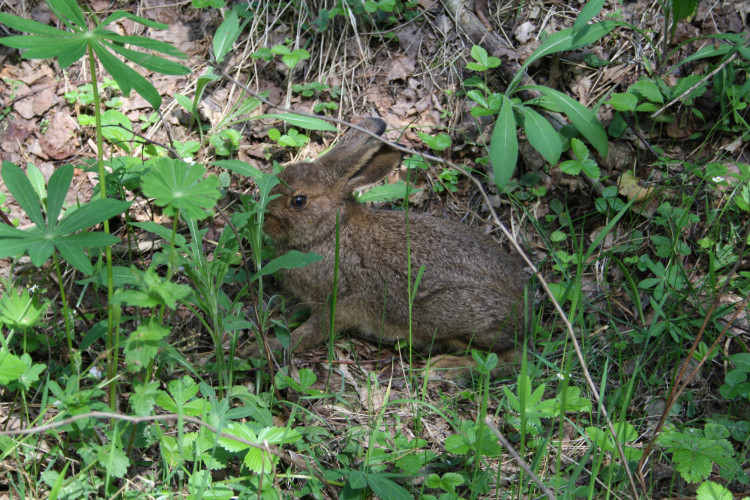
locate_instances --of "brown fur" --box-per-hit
[261,118,529,358]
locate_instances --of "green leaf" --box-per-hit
[366,474,412,500]
[46,164,74,225]
[92,42,161,109]
[100,109,134,153]
[124,320,170,372]
[2,161,45,227]
[572,0,608,31]
[213,10,240,63]
[252,251,323,281]
[102,41,190,75]
[519,106,561,165]
[490,95,518,189]
[55,199,131,235]
[255,113,337,131]
[672,0,699,22]
[521,85,608,157]
[511,22,619,91]
[48,0,87,30]
[0,13,70,36]
[141,159,221,219]
[357,181,419,203]
[0,350,28,385]
[98,11,171,32]
[606,92,638,111]
[696,481,733,500]
[96,443,130,479]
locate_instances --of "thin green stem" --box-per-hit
[87,44,117,414]
[52,251,74,366]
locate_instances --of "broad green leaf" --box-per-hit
[213,10,240,63]
[366,474,412,500]
[173,93,195,114]
[511,21,619,91]
[214,159,265,179]
[606,92,638,111]
[255,113,337,131]
[672,0,699,22]
[2,161,45,227]
[696,481,732,500]
[489,95,518,189]
[629,78,664,103]
[24,235,53,264]
[521,85,608,157]
[519,106,561,165]
[96,443,129,479]
[671,42,733,71]
[0,350,27,385]
[100,109,134,153]
[253,251,323,281]
[572,0,608,31]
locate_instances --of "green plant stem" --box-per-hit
[52,251,74,366]
[87,45,118,414]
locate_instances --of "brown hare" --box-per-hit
[261,117,529,362]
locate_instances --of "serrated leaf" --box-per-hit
[0,350,28,385]
[607,92,638,111]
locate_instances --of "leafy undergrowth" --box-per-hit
[0,0,749,499]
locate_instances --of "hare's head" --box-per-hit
[263,118,402,248]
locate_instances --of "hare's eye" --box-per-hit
[290,195,307,209]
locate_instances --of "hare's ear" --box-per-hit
[321,118,403,190]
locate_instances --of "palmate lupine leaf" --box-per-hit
[0,0,190,109]
[0,162,131,274]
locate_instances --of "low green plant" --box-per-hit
[464,2,615,188]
